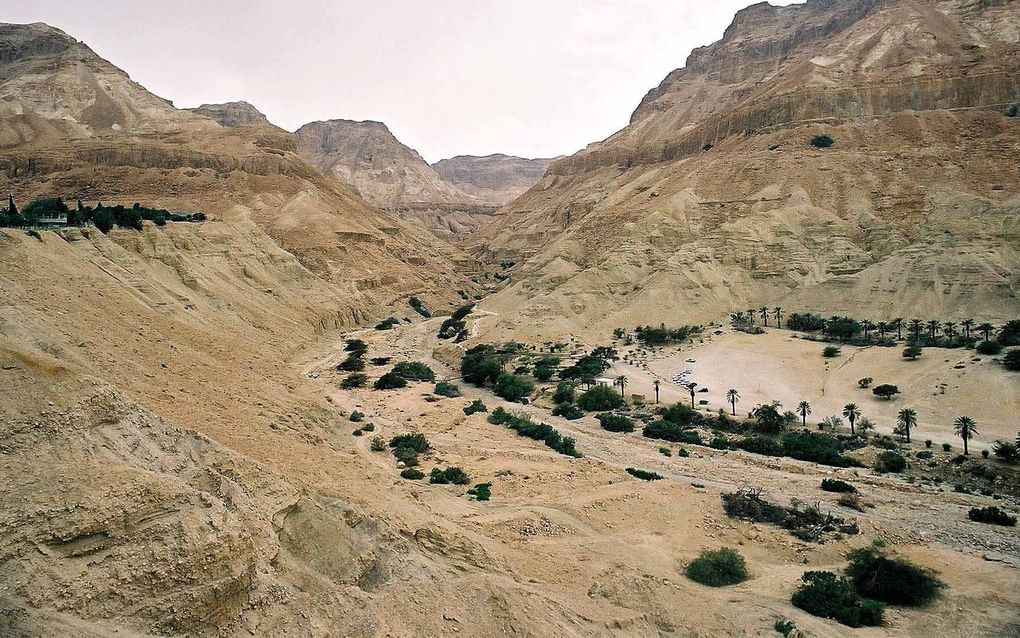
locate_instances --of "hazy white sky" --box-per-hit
[1,0,802,162]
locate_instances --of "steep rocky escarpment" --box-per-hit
[188,100,272,127]
[470,0,1020,339]
[434,154,556,206]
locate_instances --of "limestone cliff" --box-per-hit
[433,154,556,206]
[470,0,1020,339]
[188,100,271,127]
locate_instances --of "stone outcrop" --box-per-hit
[188,100,271,127]
[434,154,555,206]
[470,0,1020,339]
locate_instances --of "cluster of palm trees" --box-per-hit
[731,307,784,329]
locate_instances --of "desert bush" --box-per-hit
[433,381,461,397]
[361,423,375,432]
[903,345,923,360]
[369,356,391,366]
[968,506,1017,526]
[822,345,841,358]
[658,402,699,425]
[370,436,386,452]
[976,340,1003,355]
[494,373,534,402]
[352,429,363,436]
[659,447,672,457]
[872,384,900,400]
[774,619,797,637]
[677,448,690,457]
[942,442,952,452]
[462,399,487,415]
[391,361,435,382]
[400,468,425,480]
[916,450,933,460]
[1003,348,1020,371]
[791,571,884,627]
[460,344,504,386]
[709,436,730,450]
[838,492,865,511]
[344,338,368,355]
[874,451,907,473]
[552,382,576,404]
[733,435,783,456]
[981,449,990,458]
[643,420,701,444]
[684,548,748,587]
[577,385,625,411]
[349,410,365,422]
[408,296,430,317]
[595,412,632,432]
[374,372,408,390]
[751,403,787,434]
[551,402,584,420]
[430,466,470,485]
[857,377,873,388]
[722,488,855,542]
[821,478,856,493]
[488,407,511,424]
[341,373,369,389]
[992,440,1019,464]
[626,468,663,481]
[925,439,933,448]
[810,135,835,149]
[489,410,581,457]
[375,317,400,330]
[338,354,366,372]
[468,482,492,501]
[781,430,860,467]
[845,546,944,606]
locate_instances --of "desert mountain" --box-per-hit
[470,0,1020,340]
[187,100,272,127]
[434,153,556,206]
[0,22,476,317]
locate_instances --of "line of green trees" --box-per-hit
[0,196,206,232]
[783,312,1020,351]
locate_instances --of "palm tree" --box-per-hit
[774,307,783,328]
[954,416,977,455]
[843,403,862,436]
[927,320,941,341]
[797,401,811,427]
[726,388,739,416]
[653,379,660,404]
[688,383,697,408]
[892,318,903,340]
[978,322,994,342]
[746,310,755,327]
[877,321,888,339]
[943,321,957,340]
[897,408,917,443]
[910,318,923,340]
[962,319,974,339]
[862,320,875,340]
[616,375,628,398]
[761,306,769,326]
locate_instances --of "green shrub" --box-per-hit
[976,340,1003,355]
[942,442,952,452]
[874,451,907,473]
[361,422,374,432]
[390,433,430,453]
[468,482,492,501]
[392,361,436,382]
[577,385,625,411]
[352,429,363,436]
[709,436,730,450]
[781,430,860,467]
[993,440,1019,464]
[434,381,461,397]
[489,410,581,457]
[677,448,690,457]
[903,345,923,360]
[822,345,841,358]
[375,317,400,330]
[369,356,391,366]
[532,356,558,381]
[968,506,1016,526]
[1004,349,1020,371]
[721,489,854,542]
[400,468,425,480]
[773,619,797,637]
[370,436,386,452]
[349,410,365,422]
[596,412,635,433]
[626,468,663,481]
[916,450,933,460]
[659,447,672,457]
[340,373,369,389]
[551,402,584,420]
[338,354,366,371]
[821,478,856,493]
[494,373,535,402]
[488,406,511,424]
[344,339,368,355]
[810,135,835,149]
[643,420,702,444]
[791,571,884,627]
[461,344,505,386]
[734,435,783,456]
[684,548,748,587]
[374,372,408,390]
[552,382,576,404]
[408,296,431,317]
[430,466,470,485]
[845,546,944,606]
[658,402,697,425]
[872,384,900,400]
[463,399,488,415]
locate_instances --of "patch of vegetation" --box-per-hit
[349,410,365,422]
[992,440,1019,464]
[461,344,505,386]
[643,420,702,444]
[677,448,690,457]
[976,340,1003,355]
[344,339,368,354]
[722,488,857,542]
[552,382,576,405]
[494,372,535,402]
[468,483,492,501]
[845,546,944,606]
[429,466,470,485]
[781,430,861,467]
[659,447,672,457]
[337,354,366,372]
[391,361,436,382]
[968,506,1017,526]
[872,384,900,400]
[626,468,663,481]
[463,399,488,415]
[733,435,783,456]
[374,372,408,390]
[822,345,842,358]
[874,451,907,473]
[821,478,856,493]
[559,349,615,380]
[340,373,369,389]
[551,402,584,420]
[633,324,701,346]
[375,317,400,330]
[433,381,461,397]
[488,408,581,457]
[597,412,635,433]
[370,436,386,452]
[577,385,625,411]
[408,296,431,317]
[369,356,392,366]
[684,548,748,587]
[438,303,474,339]
[903,345,923,360]
[1003,348,1020,371]
[400,468,425,480]
[791,571,884,627]
[773,619,797,637]
[810,135,835,149]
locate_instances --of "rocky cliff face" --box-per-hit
[433,154,555,206]
[0,22,478,315]
[470,0,1020,339]
[188,100,271,127]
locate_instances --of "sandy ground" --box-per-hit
[606,328,1019,449]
